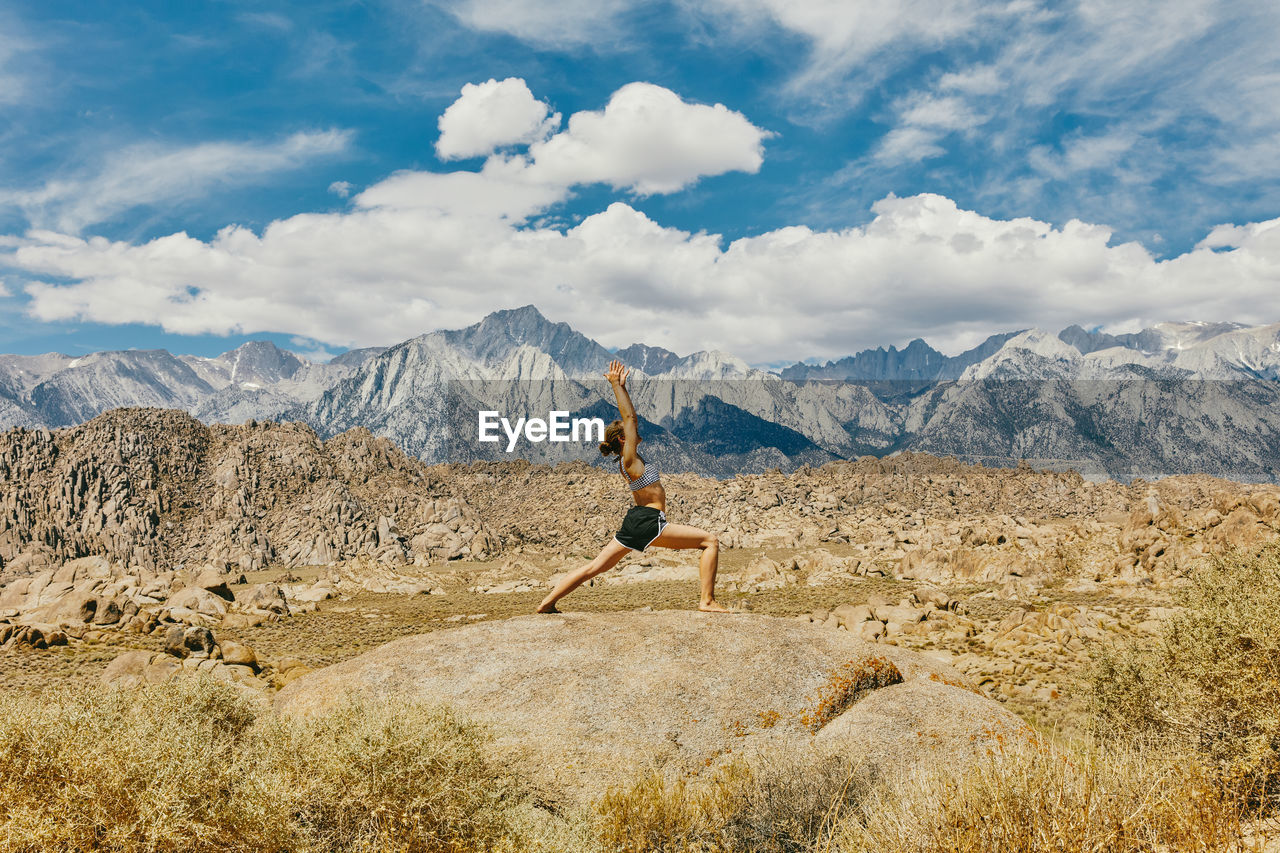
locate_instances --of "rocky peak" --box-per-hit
[180,341,305,390]
[780,331,1019,382]
[614,343,683,375]
[439,305,614,376]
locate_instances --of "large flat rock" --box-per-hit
[274,611,1029,800]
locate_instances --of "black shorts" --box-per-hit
[614,505,667,551]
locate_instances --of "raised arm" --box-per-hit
[605,359,643,476]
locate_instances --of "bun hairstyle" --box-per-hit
[599,420,625,457]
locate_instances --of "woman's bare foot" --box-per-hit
[536,603,560,614]
[698,600,733,613]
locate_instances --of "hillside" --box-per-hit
[0,408,496,580]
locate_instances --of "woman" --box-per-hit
[537,360,730,614]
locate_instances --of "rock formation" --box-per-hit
[0,408,497,579]
[274,611,1031,803]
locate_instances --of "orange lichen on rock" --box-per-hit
[756,709,782,729]
[799,656,903,734]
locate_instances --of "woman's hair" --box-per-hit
[599,419,625,457]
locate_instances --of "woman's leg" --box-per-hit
[649,523,730,612]
[537,539,632,613]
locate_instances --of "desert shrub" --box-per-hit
[834,739,1246,853]
[249,695,519,852]
[1090,542,1280,806]
[0,677,523,852]
[0,675,269,852]
[595,749,869,853]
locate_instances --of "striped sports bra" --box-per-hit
[619,457,661,491]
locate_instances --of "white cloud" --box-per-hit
[0,279,9,298]
[1026,128,1145,182]
[0,130,353,233]
[1196,218,1280,253]
[896,94,980,131]
[288,336,339,363]
[938,64,1003,95]
[426,0,992,108]
[873,127,945,165]
[788,0,1280,243]
[866,93,986,165]
[236,12,293,32]
[699,0,986,89]
[0,27,35,107]
[436,77,559,160]
[385,80,768,216]
[429,0,634,46]
[328,180,353,197]
[8,187,1280,363]
[351,161,567,220]
[524,82,769,194]
[868,1,1280,189]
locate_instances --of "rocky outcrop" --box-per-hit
[0,408,498,578]
[439,453,1133,563]
[100,629,298,691]
[798,588,974,644]
[274,611,1030,804]
[1112,480,1280,583]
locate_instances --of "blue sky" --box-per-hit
[1,0,1278,364]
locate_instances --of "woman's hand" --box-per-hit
[604,359,629,387]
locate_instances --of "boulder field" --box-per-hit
[274,611,1030,803]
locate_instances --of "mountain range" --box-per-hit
[3,307,1280,482]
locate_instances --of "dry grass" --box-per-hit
[0,677,522,852]
[1090,542,1280,809]
[834,738,1253,853]
[594,749,871,853]
[590,739,1264,853]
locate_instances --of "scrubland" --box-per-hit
[3,545,1279,852]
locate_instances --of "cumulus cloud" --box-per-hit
[351,161,567,221]
[436,77,560,160]
[1197,218,1280,253]
[408,79,768,214]
[0,130,352,233]
[524,82,769,194]
[8,188,1280,363]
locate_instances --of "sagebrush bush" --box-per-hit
[1090,542,1280,806]
[0,677,522,852]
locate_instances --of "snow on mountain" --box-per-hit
[3,308,1280,480]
